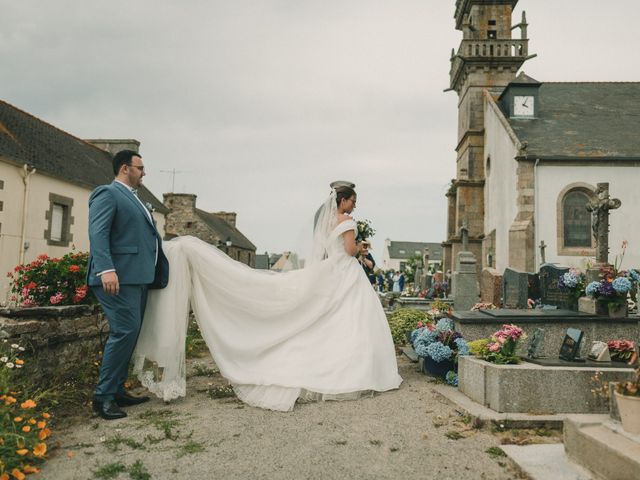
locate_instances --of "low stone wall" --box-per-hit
[459,356,635,414]
[393,297,453,312]
[0,305,107,387]
[453,313,639,359]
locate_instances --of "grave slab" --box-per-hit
[501,444,594,480]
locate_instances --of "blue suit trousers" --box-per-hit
[93,285,148,401]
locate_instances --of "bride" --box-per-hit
[133,183,402,411]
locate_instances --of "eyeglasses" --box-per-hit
[128,164,145,172]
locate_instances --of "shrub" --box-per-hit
[7,252,96,307]
[387,309,428,345]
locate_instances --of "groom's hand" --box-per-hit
[101,271,120,295]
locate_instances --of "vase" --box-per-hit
[607,302,628,318]
[614,391,640,434]
[422,357,455,378]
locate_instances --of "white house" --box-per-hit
[482,74,640,272]
[381,239,443,272]
[0,100,167,302]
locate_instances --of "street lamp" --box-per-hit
[225,236,232,254]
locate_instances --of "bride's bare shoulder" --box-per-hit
[337,214,353,224]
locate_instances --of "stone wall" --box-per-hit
[0,305,107,387]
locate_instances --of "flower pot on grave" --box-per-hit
[607,301,628,318]
[614,391,640,434]
[422,357,455,378]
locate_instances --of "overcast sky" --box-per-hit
[2,0,639,261]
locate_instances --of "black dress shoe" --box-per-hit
[115,391,150,407]
[92,399,127,420]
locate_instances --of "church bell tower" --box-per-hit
[443,0,533,274]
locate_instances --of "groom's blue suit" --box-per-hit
[88,181,169,401]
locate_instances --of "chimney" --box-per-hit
[85,139,141,156]
[214,211,236,227]
[163,193,198,238]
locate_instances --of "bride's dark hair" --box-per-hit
[335,186,356,207]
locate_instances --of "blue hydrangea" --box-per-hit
[454,337,469,356]
[445,370,458,387]
[629,269,640,283]
[424,342,453,362]
[561,272,579,288]
[413,328,438,350]
[435,318,454,332]
[612,277,632,294]
[410,327,425,344]
[585,281,600,296]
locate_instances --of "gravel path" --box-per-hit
[41,356,530,480]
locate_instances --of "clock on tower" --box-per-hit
[513,95,535,117]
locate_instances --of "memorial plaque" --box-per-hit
[527,328,546,359]
[539,264,575,310]
[559,327,584,361]
[502,268,529,309]
[587,341,611,362]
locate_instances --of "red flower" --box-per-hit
[26,282,37,290]
[69,265,81,273]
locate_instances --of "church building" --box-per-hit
[443,0,640,275]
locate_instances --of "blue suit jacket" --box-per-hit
[87,181,168,288]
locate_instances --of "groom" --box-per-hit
[88,150,169,420]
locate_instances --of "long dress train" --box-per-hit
[133,219,402,411]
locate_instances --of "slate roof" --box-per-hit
[504,82,640,160]
[387,241,443,261]
[0,99,168,213]
[195,208,256,251]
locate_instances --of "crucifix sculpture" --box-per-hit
[585,183,621,265]
[539,240,546,265]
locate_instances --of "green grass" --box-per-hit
[137,409,182,441]
[486,446,507,458]
[207,385,236,399]
[178,440,206,458]
[190,364,219,377]
[445,431,463,440]
[186,317,208,358]
[103,434,145,452]
[128,460,151,480]
[93,462,127,479]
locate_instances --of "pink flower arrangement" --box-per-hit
[608,340,637,363]
[482,324,527,364]
[49,292,64,305]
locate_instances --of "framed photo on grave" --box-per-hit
[559,327,584,361]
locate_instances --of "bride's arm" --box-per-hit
[338,214,358,256]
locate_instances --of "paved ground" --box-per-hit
[41,356,541,480]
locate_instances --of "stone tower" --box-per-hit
[443,0,532,274]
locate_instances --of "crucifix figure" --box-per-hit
[539,240,546,265]
[585,183,621,265]
[460,221,469,252]
[423,248,430,269]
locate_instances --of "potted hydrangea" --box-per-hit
[412,318,469,379]
[585,272,635,318]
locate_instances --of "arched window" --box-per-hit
[563,191,592,247]
[557,184,596,255]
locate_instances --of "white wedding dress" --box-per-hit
[133,201,402,412]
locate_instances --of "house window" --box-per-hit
[399,249,405,254]
[45,193,74,247]
[0,180,4,189]
[563,191,592,247]
[557,184,596,256]
[0,200,3,211]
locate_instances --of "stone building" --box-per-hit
[163,193,256,267]
[443,0,640,274]
[0,99,167,302]
[443,0,532,274]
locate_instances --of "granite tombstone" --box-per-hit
[502,268,529,309]
[539,264,576,310]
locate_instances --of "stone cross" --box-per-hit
[539,240,546,264]
[586,183,621,265]
[460,221,469,252]
[423,248,430,269]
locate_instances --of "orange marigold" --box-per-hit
[20,399,36,409]
[38,428,51,441]
[0,473,8,480]
[21,466,39,474]
[15,359,24,365]
[4,396,17,405]
[37,421,46,429]
[33,443,47,457]
[11,469,25,480]
[28,419,36,425]
[13,417,23,422]
[21,426,30,433]
[42,413,51,419]
[15,449,29,456]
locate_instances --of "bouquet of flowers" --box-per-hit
[471,302,497,311]
[557,268,586,299]
[481,324,527,364]
[607,340,637,363]
[585,241,639,309]
[7,252,95,307]
[356,219,375,242]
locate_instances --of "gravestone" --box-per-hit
[559,327,584,361]
[502,268,530,309]
[480,268,502,306]
[452,226,479,311]
[526,328,546,359]
[539,264,576,310]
